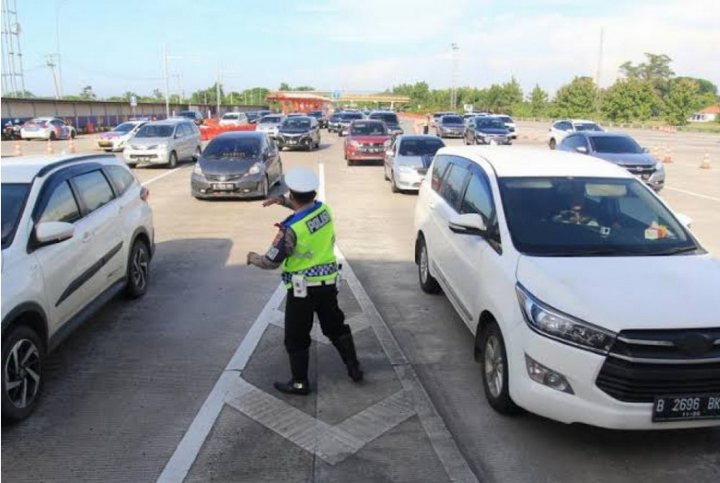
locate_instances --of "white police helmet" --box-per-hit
[284,168,319,193]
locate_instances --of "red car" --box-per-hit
[343,120,391,165]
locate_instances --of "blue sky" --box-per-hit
[13,0,720,99]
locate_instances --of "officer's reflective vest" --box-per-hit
[281,201,338,287]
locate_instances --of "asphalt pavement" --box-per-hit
[1,122,719,482]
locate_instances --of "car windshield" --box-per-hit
[590,136,643,154]
[496,116,513,123]
[260,116,282,124]
[135,124,174,138]
[179,111,197,118]
[222,113,239,120]
[308,111,322,118]
[398,138,445,156]
[1,183,29,249]
[370,113,398,124]
[477,119,505,129]
[330,114,341,121]
[344,113,363,120]
[350,122,387,135]
[282,118,311,129]
[442,116,463,124]
[499,177,695,256]
[113,123,136,133]
[575,123,603,132]
[203,137,262,160]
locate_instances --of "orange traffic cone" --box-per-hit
[663,147,672,163]
[47,138,54,155]
[68,137,77,153]
[14,141,22,156]
[700,153,711,169]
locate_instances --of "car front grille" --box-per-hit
[415,168,428,175]
[622,165,656,175]
[204,173,244,181]
[596,328,720,403]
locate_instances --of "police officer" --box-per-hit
[246,168,363,396]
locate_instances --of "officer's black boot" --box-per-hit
[274,349,310,396]
[332,333,364,382]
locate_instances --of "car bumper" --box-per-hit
[393,169,426,191]
[346,149,385,161]
[191,173,265,198]
[507,323,719,429]
[21,129,50,140]
[278,137,312,149]
[123,150,170,165]
[438,129,464,138]
[477,137,512,145]
[97,139,125,151]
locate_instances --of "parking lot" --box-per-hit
[2,120,720,483]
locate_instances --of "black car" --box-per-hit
[435,114,465,138]
[277,116,321,151]
[337,112,364,137]
[464,116,512,145]
[246,112,260,124]
[308,110,328,129]
[328,113,342,133]
[178,110,204,126]
[368,111,403,137]
[191,131,282,199]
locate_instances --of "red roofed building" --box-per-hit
[690,105,719,122]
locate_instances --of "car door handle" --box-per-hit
[428,201,436,210]
[82,232,92,243]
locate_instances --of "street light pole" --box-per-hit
[162,44,170,118]
[55,0,64,97]
[450,43,459,111]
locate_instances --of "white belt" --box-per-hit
[305,279,337,287]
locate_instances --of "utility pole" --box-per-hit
[2,0,26,97]
[45,54,60,99]
[55,0,64,97]
[595,27,604,88]
[216,64,222,117]
[450,43,459,111]
[162,44,170,118]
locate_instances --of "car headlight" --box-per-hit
[349,140,360,148]
[516,284,616,354]
[383,139,392,147]
[193,164,203,175]
[157,143,169,150]
[248,162,262,175]
[396,165,414,174]
[655,162,664,171]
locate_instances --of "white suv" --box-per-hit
[414,146,720,430]
[1,154,154,421]
[548,119,604,149]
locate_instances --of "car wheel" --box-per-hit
[193,146,202,161]
[261,175,270,199]
[417,236,441,294]
[168,151,177,168]
[390,171,400,193]
[384,165,390,181]
[125,239,150,299]
[480,322,520,415]
[49,131,56,141]
[70,130,77,139]
[549,138,556,150]
[2,324,44,422]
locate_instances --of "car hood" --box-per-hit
[101,131,128,139]
[199,157,261,174]
[279,128,311,135]
[478,127,509,134]
[591,152,656,166]
[516,254,720,332]
[130,137,171,146]
[395,154,435,168]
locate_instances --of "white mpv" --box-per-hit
[1,154,154,421]
[414,146,720,429]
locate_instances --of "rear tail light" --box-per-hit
[140,187,150,201]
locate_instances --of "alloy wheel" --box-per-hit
[484,335,504,398]
[132,245,149,291]
[4,338,41,409]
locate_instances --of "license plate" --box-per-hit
[212,183,235,191]
[365,148,381,153]
[652,394,720,422]
[640,174,650,180]
[98,141,112,147]
[136,156,151,162]
[287,140,297,145]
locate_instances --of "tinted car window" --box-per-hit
[2,183,30,248]
[461,174,495,224]
[431,155,451,192]
[40,181,81,224]
[369,113,398,124]
[476,118,505,129]
[575,123,603,132]
[590,136,643,154]
[439,163,469,209]
[136,124,173,138]
[441,116,464,124]
[398,138,445,156]
[203,136,262,159]
[73,170,115,213]
[561,135,583,150]
[556,121,572,131]
[283,118,311,129]
[106,166,137,195]
[350,122,387,136]
[113,123,135,133]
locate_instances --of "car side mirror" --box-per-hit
[676,213,693,229]
[642,147,650,153]
[448,213,486,235]
[576,146,588,154]
[34,221,74,246]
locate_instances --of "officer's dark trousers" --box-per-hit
[284,285,352,381]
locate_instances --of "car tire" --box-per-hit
[261,175,270,199]
[49,131,56,141]
[390,171,400,193]
[70,130,77,139]
[384,165,390,181]
[417,236,441,294]
[168,151,177,168]
[549,138,556,150]
[480,321,521,415]
[125,239,150,299]
[2,324,44,422]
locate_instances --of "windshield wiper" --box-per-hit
[537,248,636,257]
[647,246,698,256]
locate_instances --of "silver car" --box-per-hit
[384,135,445,193]
[256,114,286,139]
[123,120,201,168]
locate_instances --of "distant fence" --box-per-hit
[1,98,268,133]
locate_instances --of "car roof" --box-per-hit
[1,154,121,184]
[436,146,634,179]
[556,119,597,124]
[351,119,384,124]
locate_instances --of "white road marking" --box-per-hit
[665,186,720,203]
[140,166,190,187]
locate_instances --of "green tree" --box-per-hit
[80,85,97,100]
[529,84,549,116]
[190,83,224,105]
[294,86,315,91]
[502,77,523,107]
[619,53,674,96]
[279,82,291,91]
[152,88,164,101]
[554,76,598,118]
[5,89,34,98]
[663,78,699,125]
[601,79,659,122]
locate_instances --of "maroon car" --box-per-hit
[343,120,391,165]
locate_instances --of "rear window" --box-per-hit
[203,136,262,159]
[575,123,603,132]
[398,138,445,156]
[441,116,463,124]
[260,116,282,124]
[350,122,387,136]
[136,124,174,138]
[369,113,398,124]
[222,113,240,120]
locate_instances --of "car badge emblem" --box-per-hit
[674,333,713,357]
[219,175,227,181]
